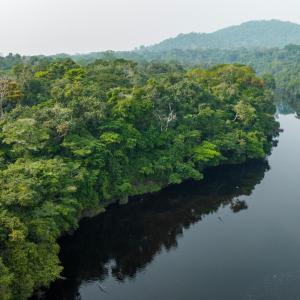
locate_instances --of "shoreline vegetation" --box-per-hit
[0,58,278,299]
[37,159,271,300]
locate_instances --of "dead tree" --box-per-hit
[154,103,177,132]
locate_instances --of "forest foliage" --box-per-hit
[0,57,278,299]
[4,44,300,103]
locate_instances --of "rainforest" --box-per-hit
[8,16,300,300]
[0,56,279,299]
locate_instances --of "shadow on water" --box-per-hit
[37,160,270,300]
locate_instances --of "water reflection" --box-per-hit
[39,160,270,300]
[289,101,300,119]
[275,95,300,118]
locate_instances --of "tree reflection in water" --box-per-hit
[37,160,269,300]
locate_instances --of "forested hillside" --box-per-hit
[0,58,278,299]
[143,20,300,52]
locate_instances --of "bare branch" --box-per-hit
[153,103,177,132]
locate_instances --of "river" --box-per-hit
[38,111,300,300]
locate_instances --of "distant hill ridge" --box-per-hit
[142,20,300,51]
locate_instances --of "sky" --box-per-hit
[1,0,300,55]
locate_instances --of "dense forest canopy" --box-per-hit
[0,57,278,299]
[134,45,300,99]
[4,42,300,103]
[50,44,300,101]
[3,37,298,103]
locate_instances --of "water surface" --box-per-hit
[41,113,300,300]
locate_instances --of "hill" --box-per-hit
[143,20,300,51]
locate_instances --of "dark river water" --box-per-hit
[40,111,300,300]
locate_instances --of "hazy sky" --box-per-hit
[2,0,300,55]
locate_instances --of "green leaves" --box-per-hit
[0,257,12,300]
[99,132,121,145]
[193,141,222,165]
[234,100,256,125]
[2,118,49,155]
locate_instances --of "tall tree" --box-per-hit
[0,76,20,118]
